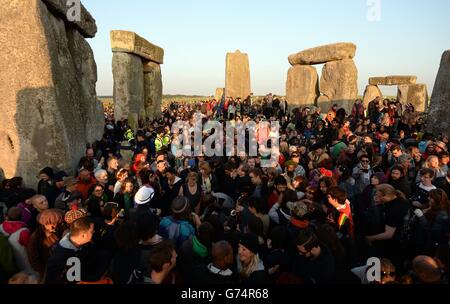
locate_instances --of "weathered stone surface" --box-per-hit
[288,43,356,66]
[111,30,164,64]
[363,85,383,107]
[397,84,428,112]
[369,76,417,86]
[225,50,251,100]
[42,0,97,38]
[320,59,358,111]
[112,52,145,121]
[317,95,332,113]
[286,65,319,107]
[0,0,102,187]
[143,61,163,120]
[428,50,450,135]
[215,88,225,102]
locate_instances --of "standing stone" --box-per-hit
[143,61,162,120]
[112,52,145,121]
[363,85,383,108]
[0,0,103,187]
[286,65,319,107]
[320,59,358,112]
[225,50,251,100]
[215,88,225,102]
[397,84,428,112]
[428,50,450,135]
[317,95,332,113]
[288,43,356,66]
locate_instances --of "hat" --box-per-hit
[239,233,259,254]
[39,167,54,179]
[134,186,155,205]
[435,141,448,152]
[64,205,87,224]
[319,168,333,178]
[287,201,308,219]
[171,196,189,214]
[63,176,78,187]
[54,171,68,182]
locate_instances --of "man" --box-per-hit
[292,230,335,284]
[327,187,354,238]
[352,154,374,195]
[76,169,97,201]
[54,177,79,211]
[192,240,236,284]
[106,156,119,189]
[45,217,95,284]
[146,240,177,284]
[249,168,268,201]
[389,165,412,198]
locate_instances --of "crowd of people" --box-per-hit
[1,94,449,285]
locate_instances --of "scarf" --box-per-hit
[192,236,208,257]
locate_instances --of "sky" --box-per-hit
[83,0,450,97]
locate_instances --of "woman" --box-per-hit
[237,233,269,284]
[132,154,147,174]
[178,172,202,213]
[199,161,217,195]
[26,209,65,279]
[86,183,108,219]
[114,178,135,212]
[113,168,129,199]
[419,189,450,247]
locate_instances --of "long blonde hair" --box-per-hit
[239,253,260,278]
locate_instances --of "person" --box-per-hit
[45,217,95,284]
[113,168,129,198]
[134,212,164,283]
[17,194,49,232]
[411,255,443,284]
[191,240,237,284]
[326,187,354,238]
[54,177,79,211]
[76,169,97,201]
[292,229,336,284]
[388,165,412,199]
[365,184,410,269]
[145,240,178,284]
[249,168,269,202]
[352,154,374,195]
[114,178,135,213]
[159,196,197,249]
[0,233,17,283]
[37,167,59,208]
[26,209,64,279]
[411,168,437,209]
[94,169,113,201]
[178,222,215,281]
[0,207,32,273]
[434,168,450,197]
[199,161,217,195]
[179,172,202,213]
[415,189,450,247]
[237,233,269,284]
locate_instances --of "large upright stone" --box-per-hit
[288,43,356,66]
[428,50,450,135]
[112,53,145,121]
[225,50,251,100]
[320,59,358,111]
[110,30,164,64]
[397,84,428,112]
[0,0,103,187]
[42,0,97,38]
[215,88,225,102]
[143,61,162,120]
[363,85,383,107]
[286,65,319,107]
[369,76,417,86]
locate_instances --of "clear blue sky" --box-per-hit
[83,0,450,96]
